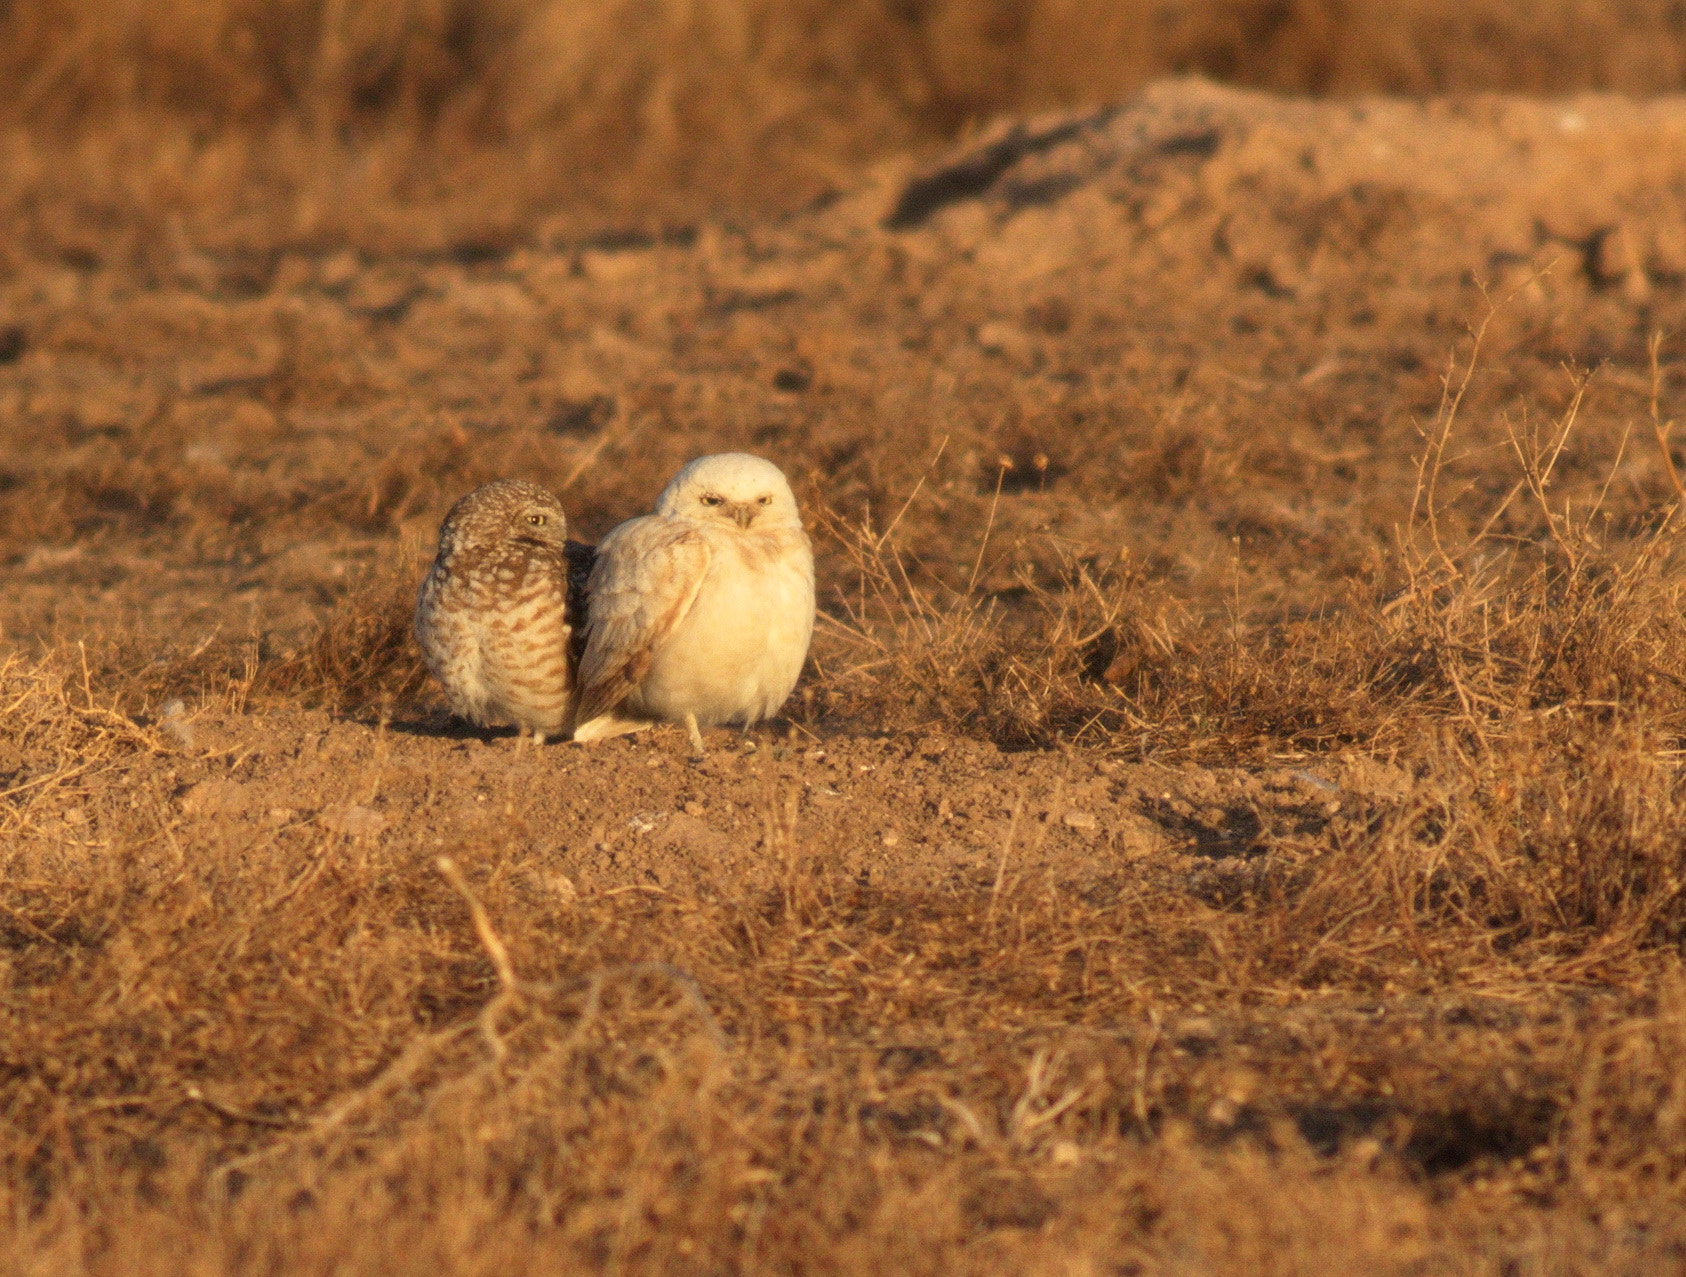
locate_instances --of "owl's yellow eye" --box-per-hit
[700,494,722,507]
[758,494,772,505]
[526,514,546,525]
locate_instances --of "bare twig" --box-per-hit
[875,434,949,551]
[185,1084,303,1129]
[1649,330,1685,507]
[437,856,520,1061]
[967,457,1012,594]
[986,789,1025,925]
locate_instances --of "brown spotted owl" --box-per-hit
[415,479,595,743]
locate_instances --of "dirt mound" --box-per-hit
[880,82,1686,293]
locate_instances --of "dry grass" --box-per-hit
[11,21,1686,1268]
[804,330,1686,971]
[9,416,1686,1264]
[6,578,1686,1270]
[805,342,1686,755]
[8,0,1686,260]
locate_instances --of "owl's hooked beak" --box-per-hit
[728,501,758,530]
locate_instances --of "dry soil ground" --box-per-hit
[6,82,1686,1273]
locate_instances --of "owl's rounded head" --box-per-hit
[436,479,568,555]
[656,453,801,531]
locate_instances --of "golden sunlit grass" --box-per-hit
[10,14,1686,1268]
[6,525,1686,1272]
[8,0,1686,260]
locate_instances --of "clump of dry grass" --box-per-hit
[810,443,1686,760]
[0,647,167,865]
[252,561,429,714]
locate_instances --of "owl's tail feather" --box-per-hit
[570,712,652,744]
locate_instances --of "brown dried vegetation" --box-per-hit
[10,8,1686,1274]
[10,0,1686,258]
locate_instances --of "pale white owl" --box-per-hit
[572,453,815,754]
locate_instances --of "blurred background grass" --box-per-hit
[6,0,1686,259]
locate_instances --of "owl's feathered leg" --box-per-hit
[684,713,706,758]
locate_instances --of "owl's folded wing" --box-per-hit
[562,539,597,663]
[573,517,711,728]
